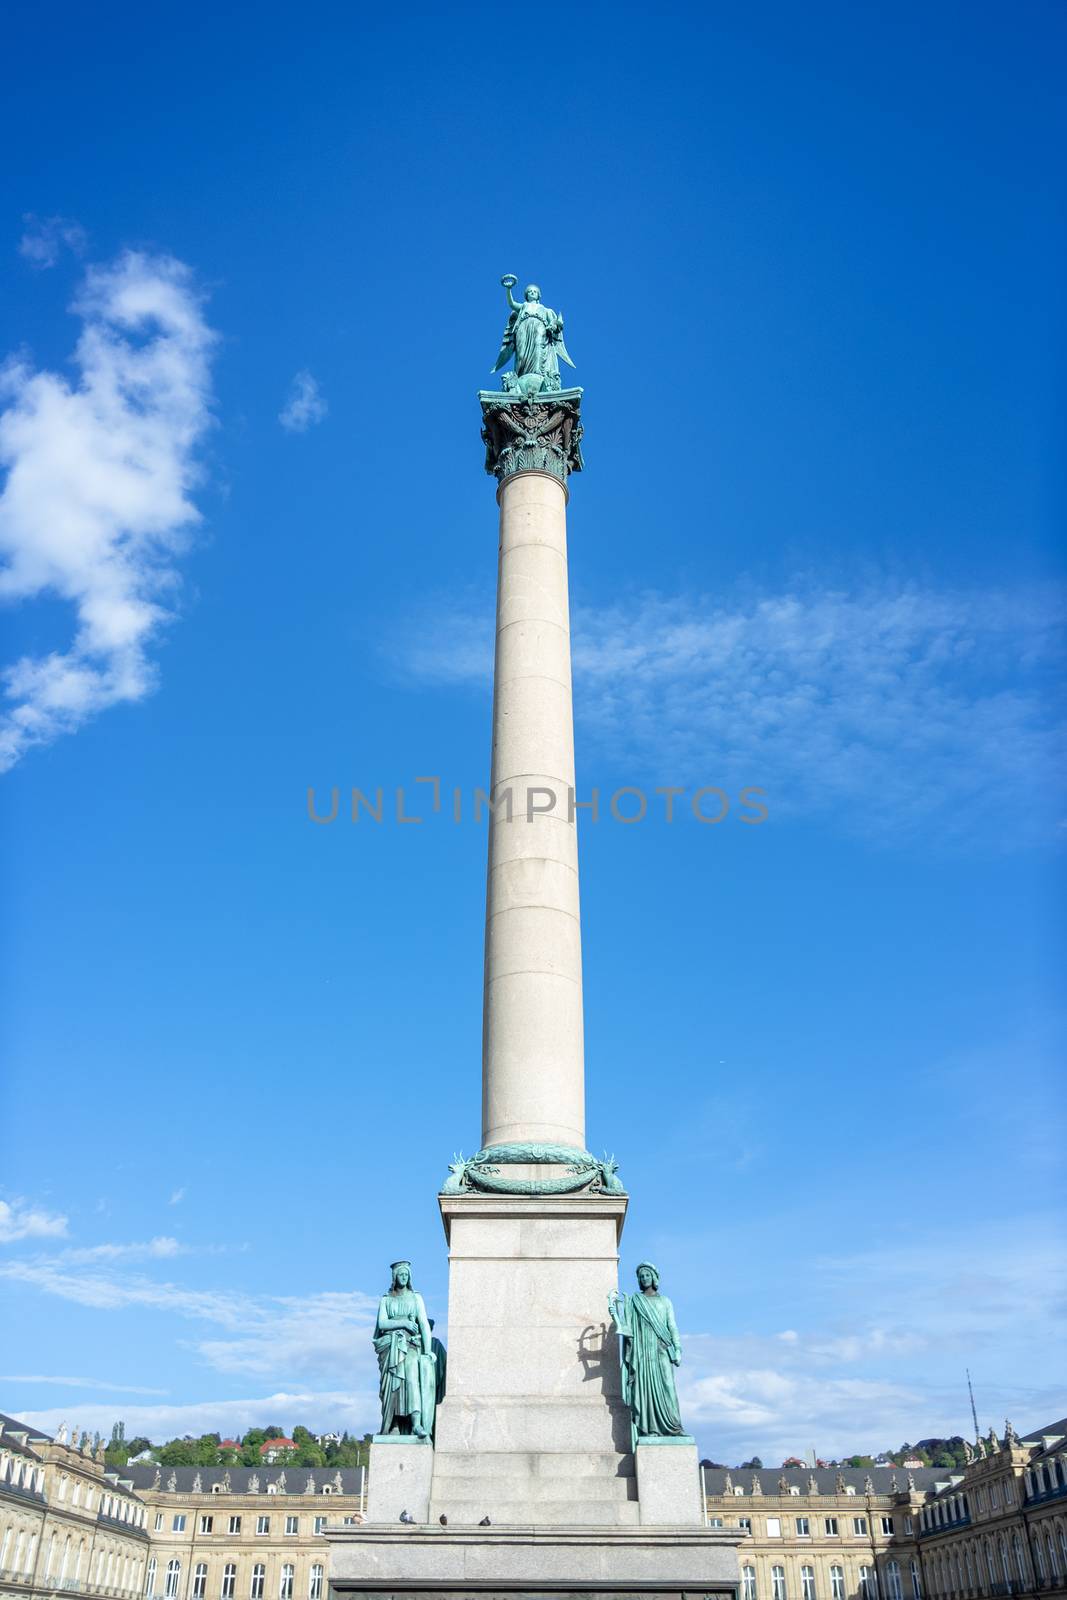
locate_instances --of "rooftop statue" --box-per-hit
[608,1261,687,1445]
[491,275,575,398]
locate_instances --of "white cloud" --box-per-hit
[8,1389,380,1447]
[169,1188,186,1206]
[0,1375,168,1396]
[278,370,327,433]
[0,249,216,770]
[19,215,88,270]
[395,579,1066,846]
[0,1199,69,1243]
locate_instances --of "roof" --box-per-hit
[0,1412,52,1457]
[124,1465,364,1496]
[260,1439,296,1452]
[702,1466,943,1497]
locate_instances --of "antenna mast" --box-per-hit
[967,1368,980,1440]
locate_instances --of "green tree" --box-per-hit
[847,1456,874,1468]
[740,1457,764,1470]
[294,1445,326,1468]
[264,1425,286,1440]
[127,1438,153,1458]
[292,1427,315,1449]
[160,1440,200,1467]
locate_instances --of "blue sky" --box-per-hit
[1,0,1064,1465]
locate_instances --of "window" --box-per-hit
[229,1517,242,1536]
[320,1487,331,1496]
[193,1564,208,1599]
[767,1517,782,1537]
[1048,1532,1060,1579]
[739,1517,752,1533]
[904,1517,913,1535]
[313,1517,327,1535]
[285,1516,298,1535]
[825,1518,840,1537]
[853,1517,869,1536]
[212,1485,223,1494]
[155,1514,164,1532]
[910,1561,921,1600]
[859,1566,877,1600]
[735,1486,746,1497]
[222,1566,237,1599]
[250,1567,265,1600]
[165,1560,182,1600]
[309,1568,323,1600]
[267,1486,278,1496]
[790,1487,801,1497]
[146,1559,158,1598]
[881,1517,894,1535]
[772,1565,787,1600]
[796,1517,811,1537]
[845,1486,857,1496]
[743,1567,758,1600]
[831,1568,845,1600]
[802,1566,816,1600]
[256,1516,270,1536]
[709,1517,724,1528]
[279,1565,294,1600]
[0,1528,11,1570]
[990,1483,1000,1508]
[200,1517,214,1535]
[173,1515,187,1533]
[886,1560,902,1600]
[1013,1533,1027,1585]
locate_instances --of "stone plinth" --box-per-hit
[364,1438,432,1524]
[635,1438,704,1525]
[326,1520,743,1591]
[430,1192,633,1526]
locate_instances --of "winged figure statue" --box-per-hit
[491,274,575,397]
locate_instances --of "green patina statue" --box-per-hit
[373,1260,436,1441]
[609,1262,688,1444]
[491,275,575,397]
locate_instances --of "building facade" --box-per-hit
[703,1464,936,1600]
[0,1415,149,1600]
[704,1424,1067,1600]
[122,1467,365,1600]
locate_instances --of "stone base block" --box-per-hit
[326,1521,742,1591]
[635,1438,703,1526]
[364,1438,432,1525]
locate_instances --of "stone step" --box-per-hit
[427,1499,643,1528]
[430,1451,635,1480]
[429,1473,638,1504]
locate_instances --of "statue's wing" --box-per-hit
[491,311,517,373]
[555,332,576,369]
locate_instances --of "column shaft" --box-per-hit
[481,470,585,1151]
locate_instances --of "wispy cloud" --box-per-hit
[278,370,327,433]
[0,249,216,770]
[19,215,88,270]
[0,1252,379,1385]
[169,1188,186,1206]
[61,1237,186,1264]
[0,1199,69,1243]
[395,579,1066,846]
[0,1375,168,1396]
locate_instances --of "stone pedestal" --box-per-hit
[327,1521,743,1593]
[635,1438,704,1525]
[364,1439,432,1524]
[430,1192,635,1526]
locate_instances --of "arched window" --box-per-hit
[1032,1536,1046,1584]
[0,1527,12,1570]
[45,1533,57,1578]
[910,1560,922,1600]
[860,1567,878,1600]
[887,1559,902,1600]
[280,1564,294,1600]
[1012,1533,1027,1586]
[965,1546,975,1591]
[193,1563,208,1599]
[75,1540,86,1580]
[773,1566,787,1600]
[801,1565,816,1600]
[146,1557,157,1596]
[985,1542,997,1589]
[1047,1531,1060,1579]
[165,1559,182,1599]
[222,1565,237,1599]
[830,1567,844,1600]
[308,1568,323,1600]
[743,1567,758,1600]
[250,1565,265,1600]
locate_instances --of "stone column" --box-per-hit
[481,465,585,1150]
